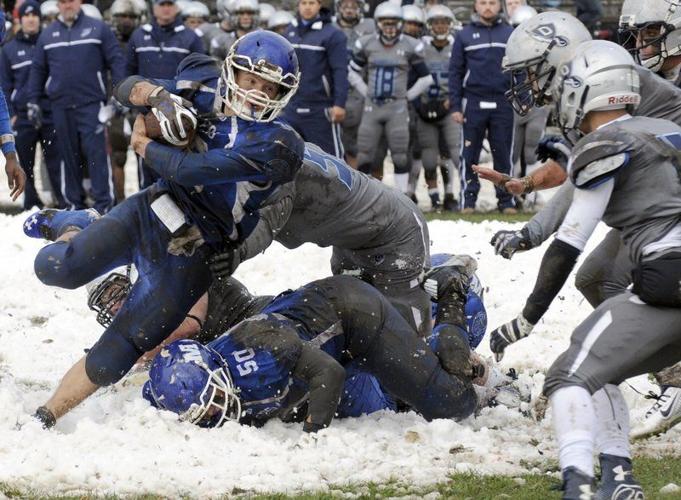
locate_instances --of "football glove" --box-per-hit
[536,135,571,165]
[34,405,56,429]
[209,245,242,280]
[489,314,535,362]
[147,86,197,147]
[490,227,532,259]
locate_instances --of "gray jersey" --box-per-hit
[351,34,426,100]
[196,22,228,53]
[337,18,375,52]
[419,35,453,103]
[527,66,681,245]
[569,116,681,261]
[277,143,428,256]
[210,31,237,61]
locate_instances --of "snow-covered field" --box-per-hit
[1,209,679,496]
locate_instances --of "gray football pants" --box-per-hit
[544,291,681,397]
[417,115,461,175]
[357,99,410,174]
[575,229,681,388]
[512,106,549,174]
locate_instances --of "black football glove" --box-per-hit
[489,314,535,362]
[490,227,533,259]
[536,135,571,165]
[147,86,197,146]
[209,245,243,280]
[34,405,56,429]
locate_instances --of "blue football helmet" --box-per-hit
[430,253,487,349]
[145,340,241,427]
[218,30,300,122]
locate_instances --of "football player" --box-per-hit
[538,41,681,499]
[414,5,461,212]
[479,10,681,439]
[210,0,259,61]
[349,2,434,195]
[144,269,481,431]
[23,31,305,429]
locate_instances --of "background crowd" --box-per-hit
[0,0,608,214]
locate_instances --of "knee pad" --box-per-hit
[392,154,409,174]
[34,242,82,289]
[85,332,140,386]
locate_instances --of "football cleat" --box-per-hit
[631,386,681,440]
[23,208,100,241]
[443,193,458,212]
[561,467,597,500]
[595,454,644,500]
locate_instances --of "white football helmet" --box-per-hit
[259,3,275,25]
[232,0,259,30]
[81,3,103,20]
[110,0,143,18]
[619,0,681,73]
[374,2,403,44]
[40,0,59,18]
[267,10,294,30]
[183,1,210,19]
[503,11,592,115]
[552,40,640,138]
[510,5,537,27]
[426,5,455,41]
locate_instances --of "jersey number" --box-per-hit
[304,146,354,190]
[232,348,259,376]
[375,66,395,99]
[428,70,448,99]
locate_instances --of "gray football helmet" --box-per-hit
[552,40,640,139]
[619,0,681,73]
[426,4,456,41]
[267,10,293,30]
[503,11,592,115]
[374,2,403,44]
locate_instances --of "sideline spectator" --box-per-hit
[27,0,125,213]
[0,0,65,210]
[284,0,348,158]
[448,0,516,214]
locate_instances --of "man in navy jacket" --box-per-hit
[284,0,348,158]
[0,0,65,210]
[27,0,125,214]
[126,0,204,188]
[448,0,515,213]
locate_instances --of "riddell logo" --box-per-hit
[608,95,639,105]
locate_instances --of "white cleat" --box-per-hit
[631,386,681,440]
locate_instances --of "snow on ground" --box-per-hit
[0,211,679,497]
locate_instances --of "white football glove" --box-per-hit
[489,314,535,362]
[148,86,197,147]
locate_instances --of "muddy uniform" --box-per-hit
[543,116,681,397]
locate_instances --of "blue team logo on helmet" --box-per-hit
[218,31,301,122]
[145,340,241,427]
[430,253,487,349]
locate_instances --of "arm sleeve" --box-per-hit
[448,35,465,113]
[27,36,47,104]
[102,24,126,86]
[521,178,614,324]
[293,343,345,430]
[347,67,368,97]
[0,90,15,154]
[409,42,430,79]
[406,74,434,101]
[145,140,301,186]
[524,182,576,247]
[327,29,349,108]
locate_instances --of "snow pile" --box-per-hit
[0,213,678,496]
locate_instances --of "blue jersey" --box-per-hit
[141,54,305,248]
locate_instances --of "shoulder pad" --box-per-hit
[142,23,152,32]
[354,37,363,50]
[572,152,629,189]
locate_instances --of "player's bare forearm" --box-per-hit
[531,160,568,190]
[43,356,99,421]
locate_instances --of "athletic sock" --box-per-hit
[550,385,596,477]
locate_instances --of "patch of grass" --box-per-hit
[425,211,534,223]
[3,456,680,499]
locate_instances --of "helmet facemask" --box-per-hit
[180,358,242,428]
[87,270,132,328]
[377,18,402,44]
[619,21,679,72]
[504,40,558,116]
[428,17,453,41]
[218,51,300,122]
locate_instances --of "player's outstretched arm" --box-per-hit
[293,344,345,433]
[34,356,99,428]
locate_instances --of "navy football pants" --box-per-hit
[283,105,344,159]
[51,102,114,213]
[34,187,213,386]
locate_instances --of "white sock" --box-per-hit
[394,172,409,193]
[408,159,422,192]
[593,385,631,459]
[550,386,596,477]
[444,159,456,194]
